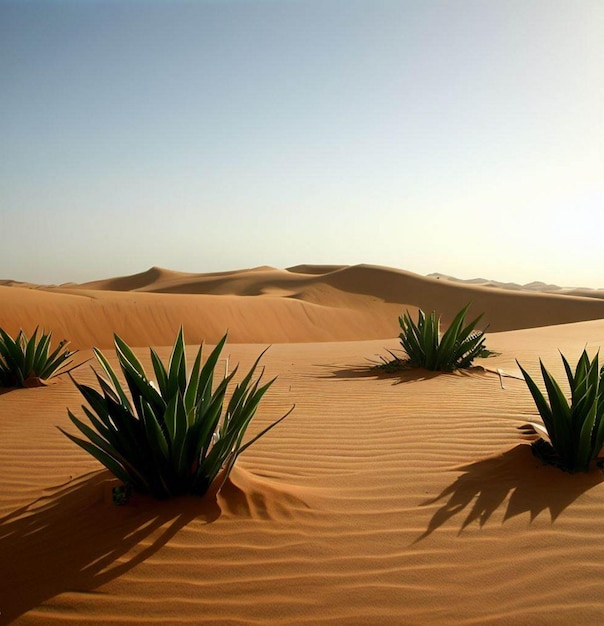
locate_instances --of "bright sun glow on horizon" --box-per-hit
[1,0,602,288]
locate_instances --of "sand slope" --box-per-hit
[1,265,604,624]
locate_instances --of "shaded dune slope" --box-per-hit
[1,264,604,349]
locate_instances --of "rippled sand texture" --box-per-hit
[1,264,604,624]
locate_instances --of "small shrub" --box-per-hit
[0,327,77,387]
[518,350,604,472]
[61,329,292,500]
[396,304,487,371]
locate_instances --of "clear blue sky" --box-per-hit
[1,0,602,287]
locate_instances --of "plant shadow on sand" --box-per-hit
[0,467,306,623]
[415,443,604,543]
[322,362,489,386]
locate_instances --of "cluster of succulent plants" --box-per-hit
[0,327,77,387]
[382,304,604,473]
[61,329,292,499]
[380,303,488,372]
[4,302,604,503]
[0,325,290,501]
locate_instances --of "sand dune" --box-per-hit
[430,271,604,297]
[1,265,604,624]
[1,264,604,350]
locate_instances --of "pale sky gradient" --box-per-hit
[1,0,603,287]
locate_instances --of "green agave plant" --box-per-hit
[397,304,487,372]
[518,350,604,472]
[61,329,292,499]
[0,327,77,387]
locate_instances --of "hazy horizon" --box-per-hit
[2,0,602,288]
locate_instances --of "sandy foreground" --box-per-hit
[1,264,604,625]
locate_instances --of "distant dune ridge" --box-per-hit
[1,263,604,350]
[2,263,604,624]
[428,272,604,298]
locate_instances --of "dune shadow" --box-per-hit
[0,471,226,622]
[415,444,604,542]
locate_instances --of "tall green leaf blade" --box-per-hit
[577,402,598,469]
[197,335,228,413]
[59,427,132,485]
[166,327,187,398]
[437,306,470,365]
[39,341,72,379]
[150,348,169,397]
[114,335,164,415]
[518,362,555,435]
[540,362,572,460]
[0,330,25,385]
[32,331,51,372]
[184,346,203,413]
[93,346,132,409]
[140,398,169,458]
[23,327,39,377]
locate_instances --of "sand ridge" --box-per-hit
[2,264,604,350]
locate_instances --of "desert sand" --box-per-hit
[1,264,604,625]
